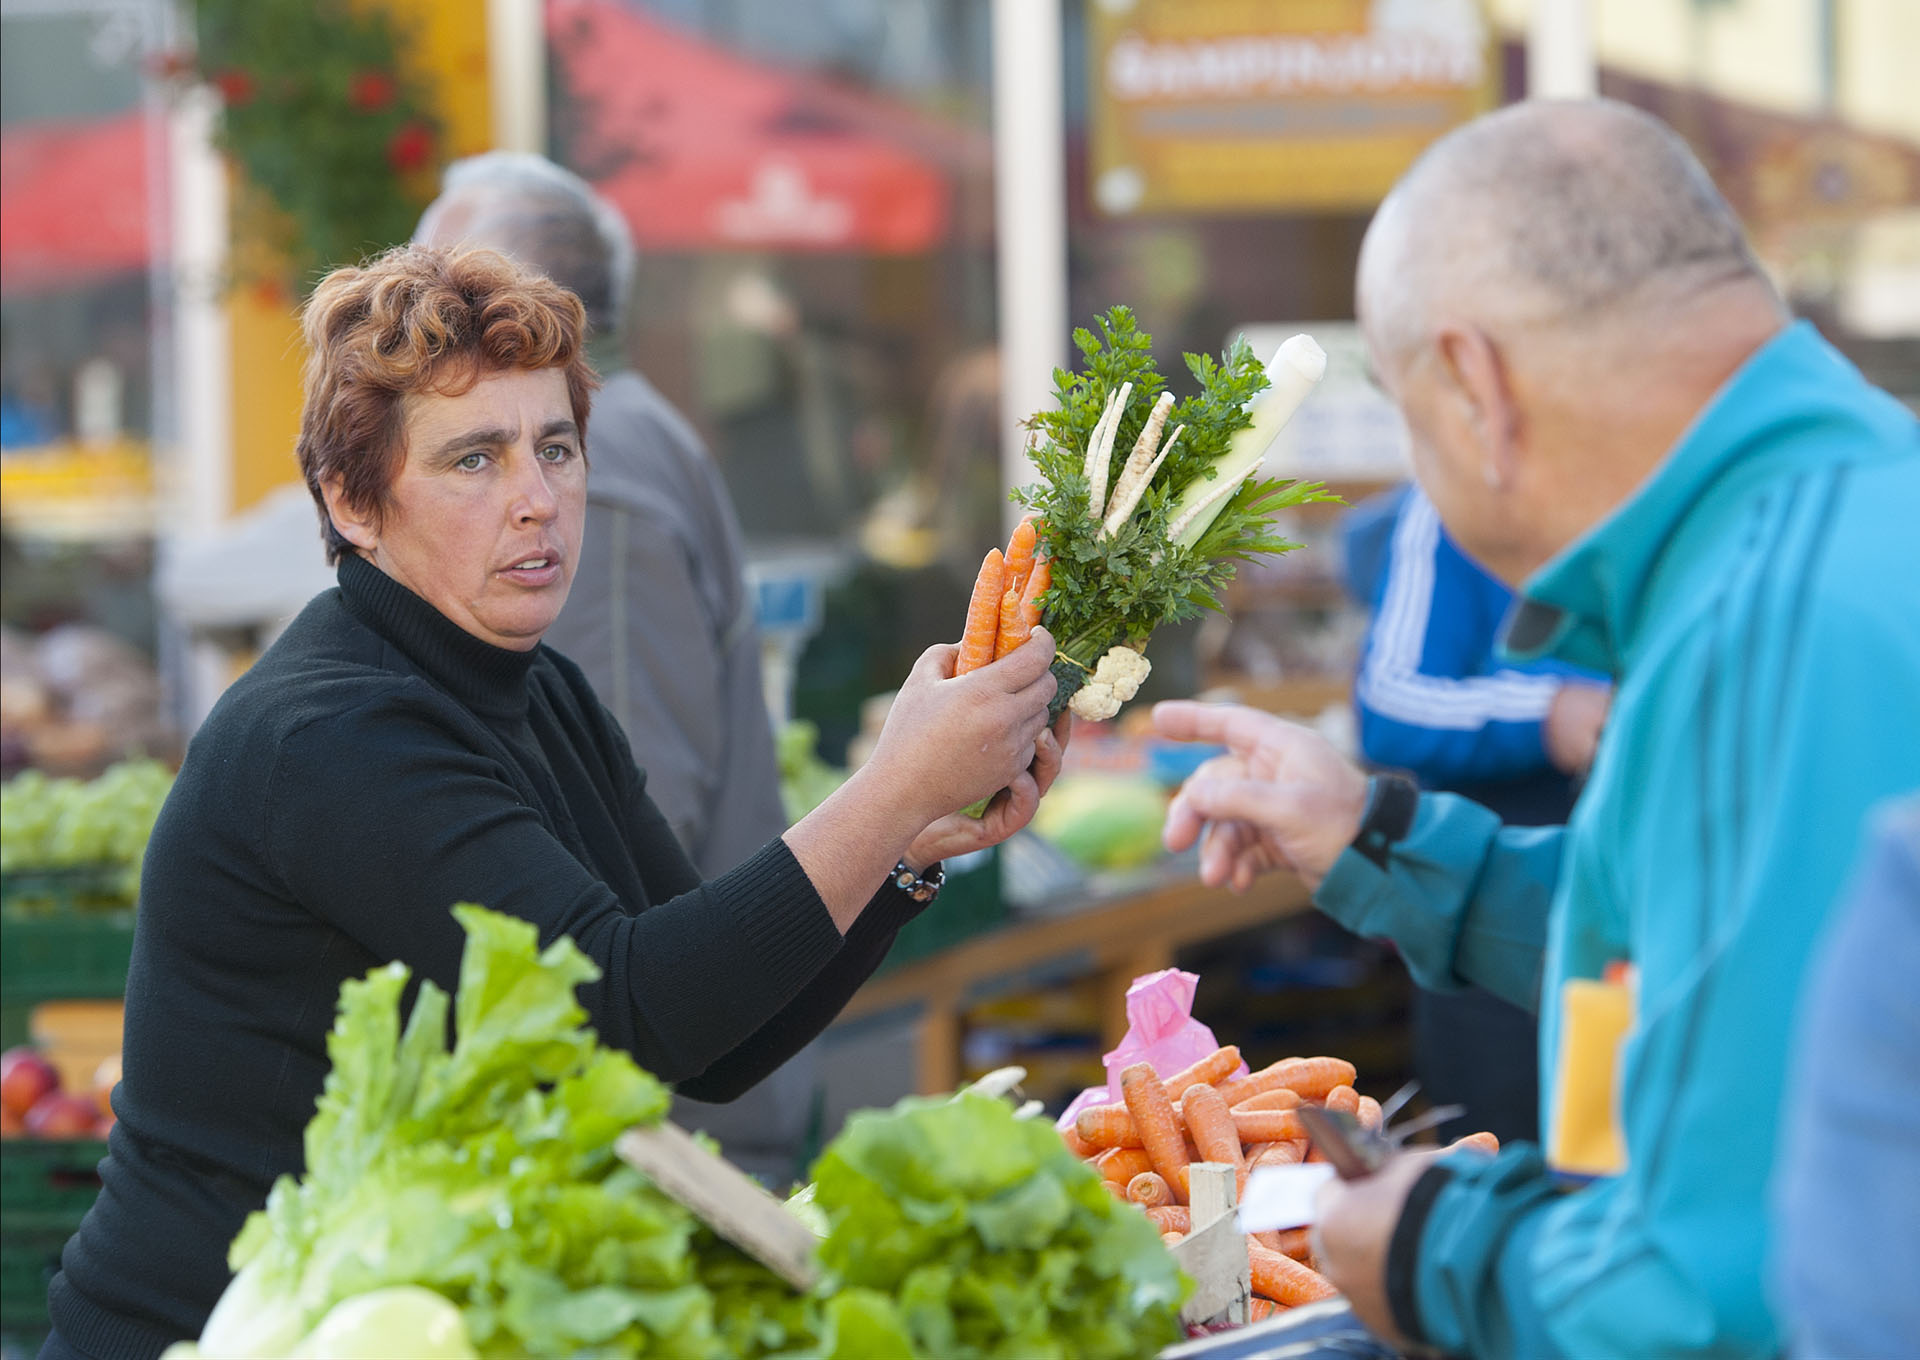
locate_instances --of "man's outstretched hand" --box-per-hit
[1152,701,1371,893]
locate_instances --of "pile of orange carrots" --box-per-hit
[956,517,1050,675]
[1058,1047,1500,1323]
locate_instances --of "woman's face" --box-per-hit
[347,365,586,650]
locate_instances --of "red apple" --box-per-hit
[0,1046,59,1119]
[25,1091,102,1140]
[0,1105,22,1138]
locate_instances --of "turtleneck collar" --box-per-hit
[337,552,540,719]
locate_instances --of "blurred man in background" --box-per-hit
[416,155,808,1184]
[1156,98,1920,1357]
[1344,482,1610,1147]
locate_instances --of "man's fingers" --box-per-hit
[1162,755,1250,852]
[1199,820,1244,888]
[1153,699,1305,759]
[1178,775,1304,830]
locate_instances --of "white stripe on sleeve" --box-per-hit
[1357,490,1562,730]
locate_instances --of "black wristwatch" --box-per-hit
[890,859,945,903]
[1351,773,1419,870]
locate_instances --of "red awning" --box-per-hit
[0,111,153,293]
[546,1,960,254]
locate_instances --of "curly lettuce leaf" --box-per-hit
[809,1093,1187,1360]
[213,905,703,1360]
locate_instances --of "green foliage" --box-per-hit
[0,758,173,906]
[1013,308,1338,705]
[209,905,736,1359]
[808,1092,1189,1359]
[776,720,848,827]
[186,0,442,290]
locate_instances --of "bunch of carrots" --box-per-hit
[956,516,1051,675]
[1058,1048,1500,1324]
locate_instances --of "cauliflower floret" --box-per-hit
[1067,646,1152,721]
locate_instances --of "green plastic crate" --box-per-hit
[875,847,1006,975]
[0,1138,108,1229]
[0,909,135,1007]
[0,1139,104,1335]
[0,866,133,916]
[0,1228,69,1337]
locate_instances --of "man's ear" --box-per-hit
[319,475,379,554]
[1434,325,1521,491]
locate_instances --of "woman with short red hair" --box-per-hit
[41,245,1065,1358]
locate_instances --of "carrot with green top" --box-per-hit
[1003,516,1038,597]
[993,519,1037,656]
[995,557,1051,660]
[955,547,1005,675]
[1122,1061,1191,1201]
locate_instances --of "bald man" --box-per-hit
[1155,100,1920,1358]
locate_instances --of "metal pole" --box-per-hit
[486,0,548,153]
[991,0,1068,529]
[1528,0,1597,100]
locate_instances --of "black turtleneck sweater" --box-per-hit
[48,554,928,1359]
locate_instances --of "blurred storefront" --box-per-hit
[0,0,1913,769]
[1,1,177,776]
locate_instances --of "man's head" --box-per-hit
[415,152,635,343]
[1358,99,1786,584]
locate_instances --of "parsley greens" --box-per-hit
[1014,307,1338,714]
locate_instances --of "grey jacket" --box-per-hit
[544,369,787,878]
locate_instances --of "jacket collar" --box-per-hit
[337,551,540,718]
[1499,321,1861,675]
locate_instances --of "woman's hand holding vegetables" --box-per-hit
[866,629,1061,836]
[1152,701,1369,893]
[904,707,1072,869]
[784,630,1060,933]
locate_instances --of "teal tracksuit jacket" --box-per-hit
[1313,321,1920,1358]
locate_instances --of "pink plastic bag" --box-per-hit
[1056,968,1247,1133]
